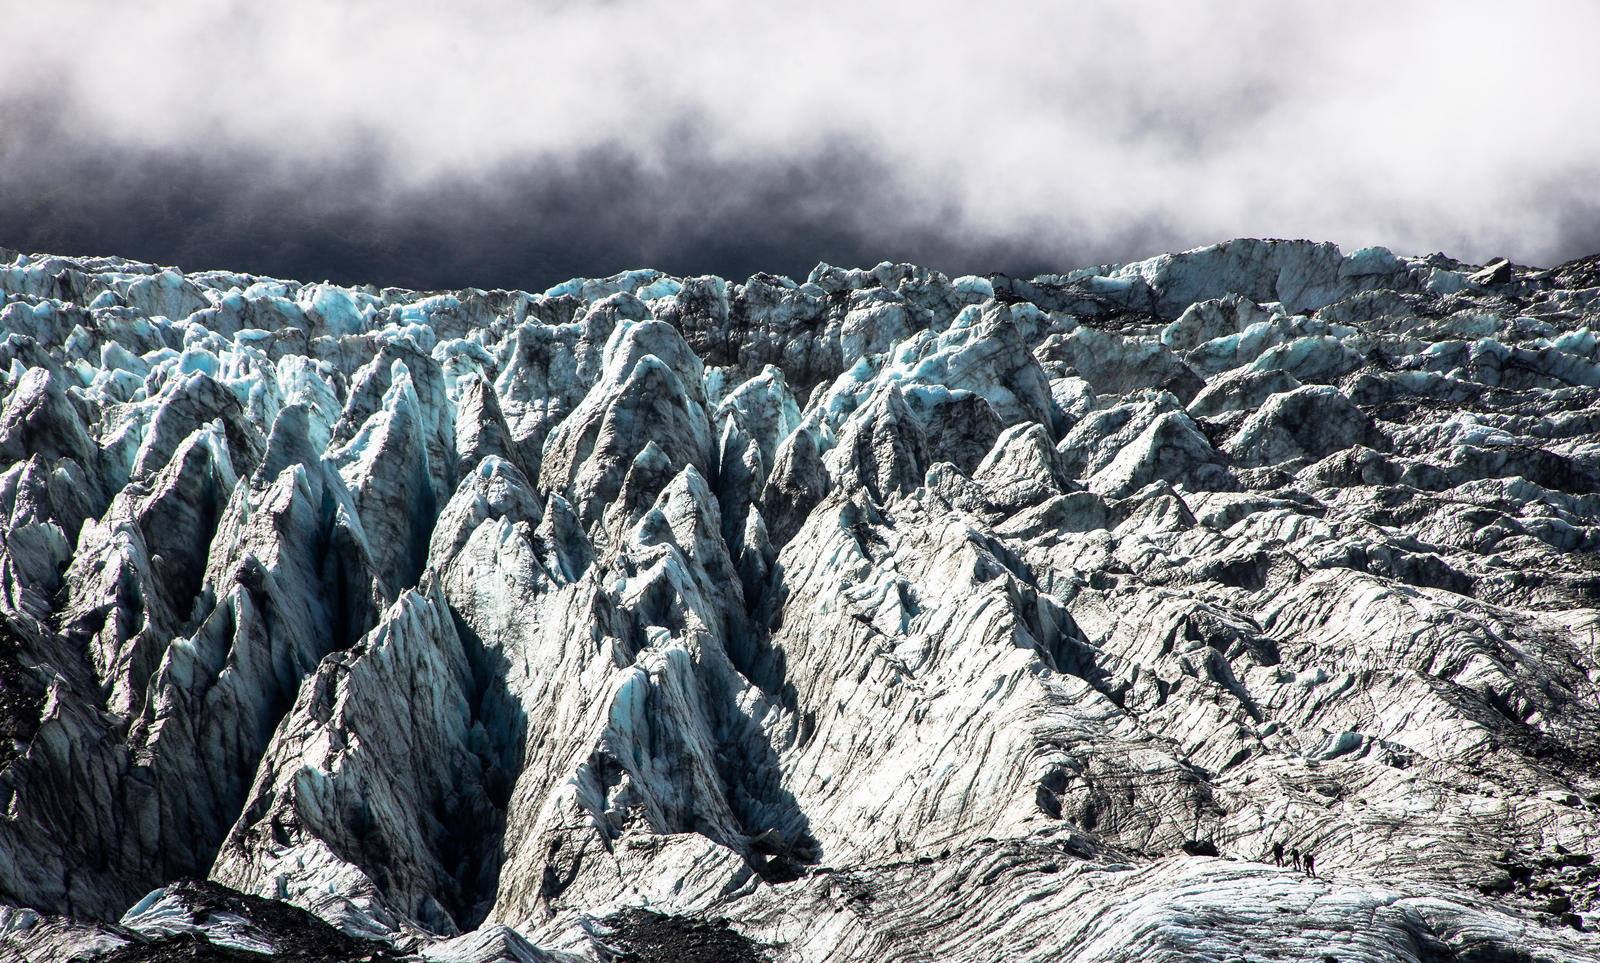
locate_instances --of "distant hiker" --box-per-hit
[1290,847,1302,871]
[1272,841,1285,866]
[1303,852,1316,877]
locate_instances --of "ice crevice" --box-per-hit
[1,239,1599,961]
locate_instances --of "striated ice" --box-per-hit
[0,239,1598,962]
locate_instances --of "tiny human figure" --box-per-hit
[1290,847,1301,871]
[1303,852,1315,877]
[1272,841,1285,866]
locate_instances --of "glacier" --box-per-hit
[0,239,1598,961]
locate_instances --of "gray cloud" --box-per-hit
[4,0,1599,289]
[0,98,1086,289]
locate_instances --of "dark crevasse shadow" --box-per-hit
[709,555,822,881]
[442,607,529,931]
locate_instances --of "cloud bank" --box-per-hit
[4,0,1599,289]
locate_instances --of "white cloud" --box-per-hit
[9,0,1600,266]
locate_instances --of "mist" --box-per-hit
[4,0,1598,290]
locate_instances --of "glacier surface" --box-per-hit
[1,240,1599,961]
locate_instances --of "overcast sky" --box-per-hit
[3,1,1598,290]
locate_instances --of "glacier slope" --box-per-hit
[0,240,1598,961]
